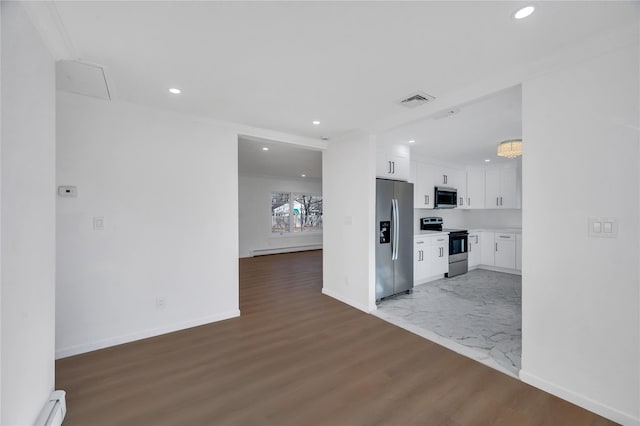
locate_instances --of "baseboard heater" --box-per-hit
[35,390,66,426]
[251,244,322,257]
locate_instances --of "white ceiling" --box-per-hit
[53,1,638,140]
[380,85,523,166]
[238,137,322,179]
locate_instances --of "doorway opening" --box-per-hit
[373,85,523,378]
[237,135,324,259]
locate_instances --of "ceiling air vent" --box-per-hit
[398,91,436,108]
[56,60,111,101]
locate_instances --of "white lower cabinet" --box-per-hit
[494,233,516,269]
[468,232,480,268]
[414,238,430,283]
[431,235,449,276]
[467,230,522,273]
[414,234,449,284]
[480,231,495,266]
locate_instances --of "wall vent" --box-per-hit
[398,91,436,108]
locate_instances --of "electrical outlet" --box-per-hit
[156,296,166,309]
[93,216,104,231]
[58,186,77,197]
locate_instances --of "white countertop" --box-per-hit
[468,228,522,234]
[414,230,449,237]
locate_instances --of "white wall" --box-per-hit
[239,174,322,258]
[56,92,240,358]
[521,43,639,424]
[1,2,56,424]
[322,131,376,312]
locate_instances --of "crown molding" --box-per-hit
[21,1,77,61]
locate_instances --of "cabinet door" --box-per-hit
[480,231,495,265]
[376,149,395,179]
[431,236,449,276]
[454,170,468,209]
[376,145,410,181]
[468,233,481,267]
[516,234,522,271]
[391,155,410,181]
[499,167,517,208]
[433,167,447,187]
[414,162,434,208]
[495,233,516,269]
[485,169,501,208]
[466,169,485,209]
[414,239,430,283]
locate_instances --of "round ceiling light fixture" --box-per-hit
[497,139,523,158]
[262,147,269,151]
[312,120,320,125]
[514,5,535,20]
[301,174,306,178]
[408,140,416,144]
[168,88,181,94]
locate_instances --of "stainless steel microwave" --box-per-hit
[434,187,458,209]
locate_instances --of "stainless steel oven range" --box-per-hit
[420,217,468,278]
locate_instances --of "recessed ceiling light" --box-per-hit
[408,140,415,144]
[312,120,320,125]
[262,147,269,151]
[168,88,181,94]
[301,174,306,178]
[514,6,535,20]
[485,159,491,162]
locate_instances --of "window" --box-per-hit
[271,192,322,234]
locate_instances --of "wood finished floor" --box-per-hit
[56,250,615,426]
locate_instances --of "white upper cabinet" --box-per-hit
[465,168,485,209]
[376,144,410,181]
[412,162,435,208]
[432,166,460,189]
[485,166,518,209]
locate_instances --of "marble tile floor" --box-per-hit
[373,269,522,378]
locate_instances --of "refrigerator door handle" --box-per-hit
[391,199,399,260]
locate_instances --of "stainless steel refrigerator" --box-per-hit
[376,178,414,301]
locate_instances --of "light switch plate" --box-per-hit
[589,217,617,238]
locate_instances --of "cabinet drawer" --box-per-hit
[432,236,447,245]
[495,233,515,240]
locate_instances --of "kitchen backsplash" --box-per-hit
[413,208,522,233]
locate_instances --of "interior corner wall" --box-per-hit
[521,42,639,424]
[238,174,322,258]
[56,92,240,358]
[1,2,56,424]
[322,132,376,313]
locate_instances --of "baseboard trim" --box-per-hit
[321,288,373,313]
[476,264,521,276]
[55,310,241,359]
[249,244,322,257]
[519,370,640,426]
